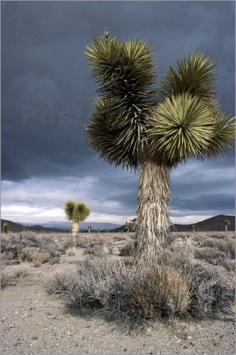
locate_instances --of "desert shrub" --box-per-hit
[210,234,226,240]
[64,239,74,250]
[47,266,78,295]
[0,263,29,288]
[199,237,235,259]
[1,232,62,261]
[106,264,190,320]
[119,242,134,256]
[47,257,189,321]
[49,255,61,265]
[223,259,235,272]
[47,239,235,323]
[168,237,194,270]
[75,239,88,249]
[66,247,76,256]
[215,238,235,259]
[85,244,110,257]
[22,247,50,266]
[0,267,9,288]
[11,263,30,278]
[187,262,234,317]
[194,247,225,265]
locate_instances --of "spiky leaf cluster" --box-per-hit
[148,53,234,165]
[65,201,90,223]
[148,94,216,165]
[160,53,216,100]
[73,203,90,223]
[86,35,156,168]
[65,200,75,221]
[87,35,234,168]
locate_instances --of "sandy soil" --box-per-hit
[0,248,235,355]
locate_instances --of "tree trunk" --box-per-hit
[136,160,171,262]
[72,222,79,247]
[225,225,228,232]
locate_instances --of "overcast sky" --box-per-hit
[1,1,235,225]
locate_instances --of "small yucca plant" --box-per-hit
[65,201,90,246]
[224,219,231,232]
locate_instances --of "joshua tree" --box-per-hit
[86,34,234,261]
[3,223,8,234]
[224,219,230,232]
[65,200,90,246]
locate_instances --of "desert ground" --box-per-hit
[1,231,235,355]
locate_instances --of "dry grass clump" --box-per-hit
[47,266,78,295]
[0,267,10,288]
[66,247,76,256]
[22,247,50,267]
[11,263,30,278]
[0,263,30,288]
[194,247,225,265]
[48,255,60,265]
[119,242,134,256]
[84,244,110,257]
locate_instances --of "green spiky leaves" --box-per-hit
[160,53,216,100]
[65,200,75,221]
[148,94,213,164]
[86,34,234,169]
[148,94,234,165]
[73,203,90,223]
[86,35,156,169]
[65,201,90,223]
[207,112,235,158]
[88,98,147,168]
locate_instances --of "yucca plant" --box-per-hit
[86,33,234,261]
[65,201,90,246]
[224,219,231,232]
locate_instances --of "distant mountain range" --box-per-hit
[1,215,234,233]
[0,219,120,233]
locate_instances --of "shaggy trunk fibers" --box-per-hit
[136,161,171,261]
[72,222,79,247]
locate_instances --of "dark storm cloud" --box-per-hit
[2,1,235,222]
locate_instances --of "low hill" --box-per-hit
[115,215,235,232]
[1,219,67,233]
[173,215,234,232]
